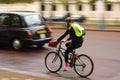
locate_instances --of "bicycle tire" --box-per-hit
[45,51,63,73]
[74,54,94,77]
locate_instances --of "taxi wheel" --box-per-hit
[12,39,22,50]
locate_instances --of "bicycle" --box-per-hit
[45,40,94,77]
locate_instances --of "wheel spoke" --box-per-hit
[45,51,62,73]
[74,54,94,77]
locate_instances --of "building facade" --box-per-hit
[0,0,120,21]
[40,0,120,21]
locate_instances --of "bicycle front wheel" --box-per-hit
[74,54,94,77]
[45,51,63,73]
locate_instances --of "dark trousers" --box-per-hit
[65,40,83,63]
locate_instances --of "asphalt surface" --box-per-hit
[0,23,120,80]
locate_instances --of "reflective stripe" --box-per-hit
[71,23,85,37]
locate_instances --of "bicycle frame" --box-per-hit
[56,41,66,57]
[56,41,77,67]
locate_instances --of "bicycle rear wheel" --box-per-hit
[45,51,63,73]
[74,54,94,77]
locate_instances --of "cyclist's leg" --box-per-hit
[65,47,73,63]
[64,44,75,70]
[65,41,79,62]
[64,48,73,71]
[64,41,82,70]
[65,41,73,62]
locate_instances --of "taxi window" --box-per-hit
[11,15,21,27]
[24,14,45,26]
[0,14,9,27]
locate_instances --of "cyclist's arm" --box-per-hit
[66,27,74,41]
[57,29,69,42]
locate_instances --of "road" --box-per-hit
[0,29,120,80]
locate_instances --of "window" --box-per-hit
[0,14,9,27]
[78,5,82,11]
[52,5,56,11]
[41,5,45,11]
[106,4,112,11]
[91,4,96,11]
[65,5,69,11]
[11,16,21,27]
[24,14,45,26]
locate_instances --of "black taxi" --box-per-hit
[0,11,52,50]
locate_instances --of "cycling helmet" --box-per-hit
[65,17,72,22]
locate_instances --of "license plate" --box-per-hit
[37,30,46,34]
[40,34,46,38]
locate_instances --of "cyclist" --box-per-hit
[57,17,85,71]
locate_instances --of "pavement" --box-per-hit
[0,67,69,80]
[0,22,119,80]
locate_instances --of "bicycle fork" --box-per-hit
[52,54,59,63]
